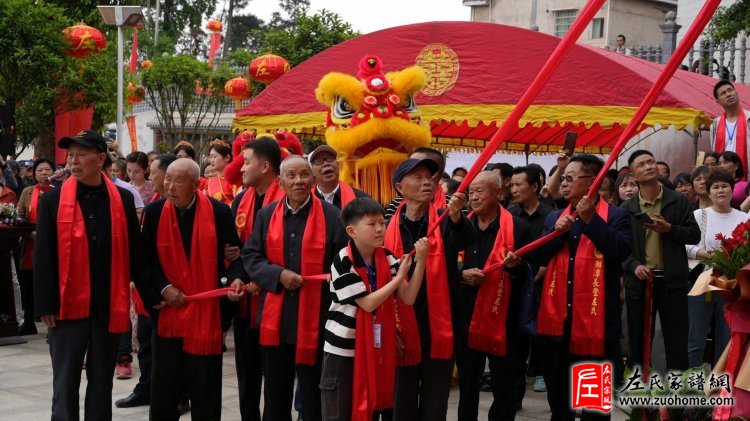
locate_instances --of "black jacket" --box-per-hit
[139,196,244,328]
[241,196,348,344]
[621,187,701,294]
[34,182,143,322]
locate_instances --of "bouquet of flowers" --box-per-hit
[0,203,20,226]
[702,220,750,280]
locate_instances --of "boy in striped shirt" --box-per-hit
[321,197,428,420]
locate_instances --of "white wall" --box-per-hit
[119,110,157,155]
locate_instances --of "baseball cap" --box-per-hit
[308,145,337,164]
[58,130,108,152]
[392,158,439,186]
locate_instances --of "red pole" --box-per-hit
[409,0,609,256]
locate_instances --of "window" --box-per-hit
[554,9,578,37]
[591,18,604,38]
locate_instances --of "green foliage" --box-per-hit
[141,55,233,152]
[708,0,750,40]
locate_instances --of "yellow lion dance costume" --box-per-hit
[316,55,432,204]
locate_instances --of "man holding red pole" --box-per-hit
[526,154,632,420]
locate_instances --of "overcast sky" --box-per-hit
[238,0,471,34]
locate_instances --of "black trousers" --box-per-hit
[18,269,34,324]
[150,335,223,421]
[117,322,132,359]
[134,314,152,398]
[543,337,621,421]
[393,356,454,421]
[48,317,119,421]
[234,318,263,421]
[514,332,530,406]
[457,342,518,421]
[262,343,322,421]
[626,277,689,371]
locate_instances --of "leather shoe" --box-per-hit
[115,392,150,408]
[18,323,37,336]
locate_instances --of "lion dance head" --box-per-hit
[316,55,432,204]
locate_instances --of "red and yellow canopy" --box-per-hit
[234,21,749,154]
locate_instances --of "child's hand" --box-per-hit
[414,237,429,262]
[397,254,413,280]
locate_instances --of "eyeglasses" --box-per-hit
[311,156,337,165]
[559,174,594,183]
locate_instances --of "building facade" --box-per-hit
[464,0,677,48]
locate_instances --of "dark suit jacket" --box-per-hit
[621,187,701,294]
[139,196,244,328]
[241,196,348,344]
[34,182,143,322]
[530,202,632,340]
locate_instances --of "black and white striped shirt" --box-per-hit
[324,243,400,357]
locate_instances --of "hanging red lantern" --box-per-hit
[126,83,145,105]
[224,77,251,109]
[141,59,153,70]
[207,19,223,33]
[249,53,290,85]
[63,22,107,59]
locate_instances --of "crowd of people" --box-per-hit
[2,79,750,421]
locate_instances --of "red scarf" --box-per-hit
[349,244,397,420]
[260,195,327,365]
[56,176,130,333]
[150,192,161,202]
[21,184,52,269]
[339,181,356,208]
[433,187,447,208]
[235,179,284,328]
[537,199,608,356]
[384,202,453,364]
[716,110,748,179]
[156,193,222,355]
[207,175,234,205]
[468,205,515,356]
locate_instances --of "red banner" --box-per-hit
[54,94,94,165]
[209,33,221,68]
[126,115,138,152]
[129,27,138,73]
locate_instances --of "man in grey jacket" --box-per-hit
[622,150,700,372]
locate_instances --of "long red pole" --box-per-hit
[481,0,723,270]
[408,0,609,256]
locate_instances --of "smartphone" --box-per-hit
[634,212,655,225]
[563,132,578,157]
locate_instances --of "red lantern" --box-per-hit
[63,22,106,59]
[141,59,153,70]
[225,77,251,109]
[249,53,290,85]
[207,19,223,33]
[126,83,145,105]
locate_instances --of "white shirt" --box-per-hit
[317,184,340,205]
[285,194,311,215]
[686,207,750,259]
[113,177,144,209]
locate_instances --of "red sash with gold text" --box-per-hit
[715,110,748,179]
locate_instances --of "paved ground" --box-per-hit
[0,324,629,420]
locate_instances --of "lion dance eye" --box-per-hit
[333,96,355,119]
[402,94,418,113]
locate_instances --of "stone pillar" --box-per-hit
[660,11,682,63]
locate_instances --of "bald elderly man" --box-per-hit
[139,158,245,420]
[241,155,348,421]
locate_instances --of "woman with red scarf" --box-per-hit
[207,139,237,205]
[16,158,55,335]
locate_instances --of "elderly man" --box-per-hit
[529,154,632,421]
[385,147,450,219]
[308,144,369,209]
[241,155,348,421]
[34,130,144,420]
[458,171,530,421]
[384,158,475,421]
[227,138,285,421]
[114,153,179,410]
[140,158,244,420]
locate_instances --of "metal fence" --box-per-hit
[624,34,749,85]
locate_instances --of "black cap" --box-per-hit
[392,158,439,186]
[58,130,108,152]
